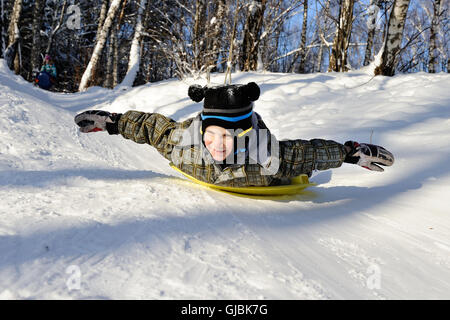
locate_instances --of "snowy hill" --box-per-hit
[0,59,449,299]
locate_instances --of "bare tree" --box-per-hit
[240,0,267,71]
[435,0,448,72]
[287,0,309,73]
[225,0,243,83]
[428,0,442,73]
[143,0,193,79]
[375,0,411,76]
[394,1,430,73]
[193,0,207,72]
[97,0,110,36]
[119,0,147,87]
[30,0,45,75]
[113,0,129,87]
[44,0,68,57]
[97,0,110,86]
[1,0,7,55]
[2,0,446,90]
[363,0,380,66]
[103,0,122,88]
[6,0,23,73]
[328,0,355,72]
[297,0,308,73]
[104,28,116,88]
[316,0,333,72]
[206,0,227,73]
[79,0,122,91]
[255,0,304,72]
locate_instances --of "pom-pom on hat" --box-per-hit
[188,82,260,134]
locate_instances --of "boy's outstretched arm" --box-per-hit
[275,138,347,178]
[74,110,192,161]
[274,138,394,178]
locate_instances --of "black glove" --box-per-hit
[74,110,121,134]
[344,141,394,172]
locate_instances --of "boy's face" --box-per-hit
[203,125,234,161]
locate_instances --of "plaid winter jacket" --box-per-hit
[117,110,348,187]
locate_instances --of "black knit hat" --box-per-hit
[188,82,260,134]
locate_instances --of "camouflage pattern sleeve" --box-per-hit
[274,138,348,178]
[117,110,192,161]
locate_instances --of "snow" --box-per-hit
[0,58,449,299]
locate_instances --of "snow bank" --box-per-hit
[0,59,449,299]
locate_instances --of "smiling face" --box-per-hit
[203,125,234,162]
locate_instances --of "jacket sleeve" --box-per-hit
[117,110,192,161]
[274,138,348,178]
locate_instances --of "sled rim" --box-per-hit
[170,164,315,196]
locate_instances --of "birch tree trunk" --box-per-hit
[79,0,122,91]
[30,0,45,75]
[428,0,441,73]
[240,0,267,71]
[97,0,109,36]
[118,0,147,88]
[112,27,120,87]
[317,42,324,72]
[95,0,110,84]
[316,0,331,72]
[328,0,355,72]
[297,0,309,73]
[6,0,23,73]
[104,34,115,88]
[363,0,380,66]
[374,0,411,76]
[112,0,127,87]
[1,0,6,55]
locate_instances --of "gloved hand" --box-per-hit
[74,110,121,134]
[344,141,394,172]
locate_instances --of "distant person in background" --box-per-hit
[41,55,57,78]
[35,55,57,90]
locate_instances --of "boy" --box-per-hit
[74,82,394,187]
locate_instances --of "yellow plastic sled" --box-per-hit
[171,165,315,196]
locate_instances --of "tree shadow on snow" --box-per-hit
[0,168,167,187]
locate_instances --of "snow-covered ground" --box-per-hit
[0,59,449,299]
